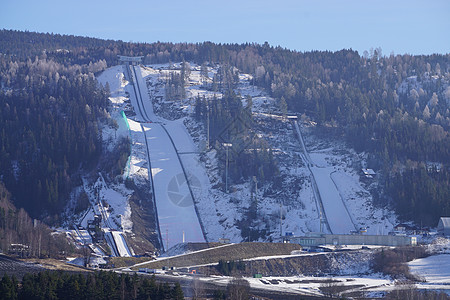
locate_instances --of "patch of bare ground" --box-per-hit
[0,255,45,279]
[197,250,371,277]
[109,256,154,268]
[21,258,91,273]
[127,180,160,254]
[132,242,302,270]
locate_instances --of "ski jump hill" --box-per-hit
[124,64,205,251]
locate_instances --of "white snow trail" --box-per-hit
[294,121,356,234]
[142,123,205,250]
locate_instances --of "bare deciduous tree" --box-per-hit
[226,278,250,300]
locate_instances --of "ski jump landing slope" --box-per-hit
[127,65,205,251]
[142,123,205,250]
[294,121,356,234]
[310,166,356,234]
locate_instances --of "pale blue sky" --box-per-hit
[1,0,449,55]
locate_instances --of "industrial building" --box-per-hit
[437,217,450,236]
[286,233,416,247]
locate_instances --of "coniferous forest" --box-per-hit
[0,49,110,219]
[0,271,184,300]
[0,29,449,228]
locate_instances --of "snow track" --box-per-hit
[111,231,132,257]
[104,229,131,257]
[72,228,92,245]
[104,231,119,257]
[294,121,332,233]
[294,121,356,234]
[310,166,357,234]
[125,65,149,121]
[125,64,205,251]
[142,122,205,250]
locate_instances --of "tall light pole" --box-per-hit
[253,175,258,212]
[207,100,210,150]
[280,202,283,238]
[223,143,232,193]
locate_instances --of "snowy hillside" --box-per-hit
[64,65,137,256]
[83,62,398,253]
[136,62,396,242]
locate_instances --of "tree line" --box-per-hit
[0,55,111,220]
[0,271,183,300]
[0,29,448,226]
[194,90,278,188]
[0,183,76,258]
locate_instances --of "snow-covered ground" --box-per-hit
[409,254,450,285]
[111,230,133,257]
[95,66,135,232]
[406,238,450,292]
[310,165,356,233]
[103,62,446,297]
[140,64,244,243]
[78,174,133,233]
[142,122,205,249]
[70,229,92,245]
[127,66,206,250]
[64,65,137,257]
[299,125,396,235]
[155,272,393,298]
[244,275,392,297]
[95,63,396,249]
[136,62,396,243]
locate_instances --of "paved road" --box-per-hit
[121,271,322,299]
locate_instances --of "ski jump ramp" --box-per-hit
[125,64,205,251]
[142,123,205,250]
[294,121,356,234]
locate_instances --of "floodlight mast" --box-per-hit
[223,143,232,193]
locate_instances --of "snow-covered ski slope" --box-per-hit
[295,121,356,234]
[142,123,205,249]
[111,230,132,257]
[103,229,131,257]
[127,65,205,250]
[310,166,357,234]
[99,62,395,244]
[126,65,158,122]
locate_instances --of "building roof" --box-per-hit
[438,217,450,228]
[118,55,143,62]
[362,168,376,175]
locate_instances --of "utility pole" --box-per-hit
[166,229,169,251]
[280,202,283,238]
[320,210,323,233]
[38,232,41,258]
[223,143,232,193]
[207,101,210,150]
[253,176,258,212]
[226,145,229,193]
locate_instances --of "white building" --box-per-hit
[437,217,450,236]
